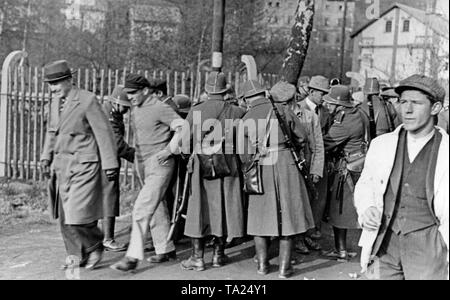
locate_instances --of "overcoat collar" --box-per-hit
[57,87,80,130]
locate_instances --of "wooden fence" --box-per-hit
[0,65,280,188]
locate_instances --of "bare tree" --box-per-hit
[281,0,315,84]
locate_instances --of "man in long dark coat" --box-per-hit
[180,71,246,272]
[101,85,135,252]
[322,85,370,261]
[41,60,119,270]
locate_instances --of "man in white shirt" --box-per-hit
[355,74,449,280]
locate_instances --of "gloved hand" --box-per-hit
[105,168,119,182]
[41,159,51,179]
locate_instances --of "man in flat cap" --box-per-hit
[41,60,119,270]
[101,85,136,252]
[355,74,449,280]
[111,74,184,271]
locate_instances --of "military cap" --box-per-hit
[395,74,446,103]
[205,71,228,95]
[308,75,330,93]
[270,81,297,103]
[380,88,399,99]
[108,85,131,107]
[323,85,354,108]
[124,74,151,92]
[172,94,191,114]
[44,60,77,83]
[240,80,266,99]
[148,78,167,95]
[363,77,380,95]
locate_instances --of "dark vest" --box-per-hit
[372,129,442,256]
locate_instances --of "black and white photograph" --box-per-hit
[0,0,448,283]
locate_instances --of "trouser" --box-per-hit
[375,226,448,280]
[126,154,176,260]
[59,198,103,262]
[311,165,329,229]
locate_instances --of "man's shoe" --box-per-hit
[309,230,322,240]
[181,256,205,271]
[147,250,177,263]
[103,239,127,252]
[294,240,310,255]
[85,249,103,270]
[304,237,322,251]
[60,258,87,270]
[110,257,138,272]
[323,250,348,262]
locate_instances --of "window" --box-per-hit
[385,20,392,32]
[322,33,329,43]
[276,2,280,8]
[268,1,272,7]
[403,20,410,32]
[324,17,330,27]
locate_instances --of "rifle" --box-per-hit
[266,92,306,175]
[167,155,192,242]
[367,95,377,139]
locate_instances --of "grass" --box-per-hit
[0,179,138,228]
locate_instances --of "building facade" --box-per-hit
[351,3,449,85]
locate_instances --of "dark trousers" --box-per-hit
[375,226,448,280]
[59,199,103,261]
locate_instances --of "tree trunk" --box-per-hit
[281,0,314,84]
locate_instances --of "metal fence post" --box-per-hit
[0,51,28,178]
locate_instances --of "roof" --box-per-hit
[351,3,449,39]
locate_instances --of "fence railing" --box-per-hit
[0,65,280,188]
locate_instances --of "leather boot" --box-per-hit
[279,237,294,279]
[212,236,229,268]
[254,237,269,275]
[181,238,205,271]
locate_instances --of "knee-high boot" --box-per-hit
[279,237,294,279]
[254,236,269,275]
[212,236,229,268]
[181,238,205,271]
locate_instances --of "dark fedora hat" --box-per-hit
[108,85,131,107]
[323,85,354,108]
[44,60,76,83]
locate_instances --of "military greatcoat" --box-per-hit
[183,96,246,239]
[239,97,315,237]
[323,106,367,229]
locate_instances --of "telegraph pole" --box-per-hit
[211,0,225,72]
[339,0,348,82]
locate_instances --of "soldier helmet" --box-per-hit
[205,71,228,95]
[239,80,266,99]
[108,85,131,107]
[270,81,297,103]
[363,77,380,95]
[172,94,191,114]
[323,85,354,108]
[44,60,77,83]
[308,76,330,93]
[395,74,446,104]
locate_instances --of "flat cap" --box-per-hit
[124,74,151,92]
[270,81,296,103]
[395,74,446,103]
